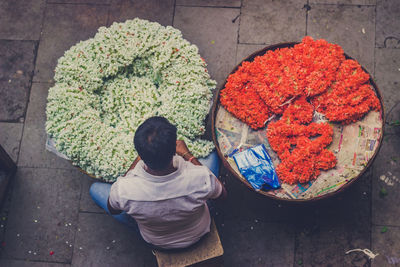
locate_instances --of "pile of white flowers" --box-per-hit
[46,19,216,181]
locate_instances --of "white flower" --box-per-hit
[46,18,216,181]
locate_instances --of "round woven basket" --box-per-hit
[211,42,385,202]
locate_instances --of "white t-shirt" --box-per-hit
[108,155,222,249]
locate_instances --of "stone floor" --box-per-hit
[0,0,399,266]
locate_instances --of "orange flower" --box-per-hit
[220,36,381,184]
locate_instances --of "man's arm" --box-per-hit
[214,179,227,200]
[107,156,141,215]
[176,140,227,200]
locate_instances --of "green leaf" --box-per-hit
[379,187,388,198]
[381,226,388,233]
[298,259,303,265]
[390,120,400,126]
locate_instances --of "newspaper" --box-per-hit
[215,106,383,200]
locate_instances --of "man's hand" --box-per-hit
[176,140,190,157]
[176,139,202,165]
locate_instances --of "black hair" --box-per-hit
[134,116,177,171]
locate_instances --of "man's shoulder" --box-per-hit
[113,172,142,189]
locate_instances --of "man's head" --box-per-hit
[134,116,177,171]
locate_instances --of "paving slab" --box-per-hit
[236,44,266,65]
[48,0,109,3]
[79,177,106,213]
[33,4,108,83]
[294,171,372,266]
[386,101,400,135]
[18,83,74,169]
[174,6,239,89]
[0,123,24,163]
[376,0,400,48]
[213,168,294,224]
[0,0,46,40]
[308,4,375,73]
[108,0,174,27]
[297,170,371,224]
[372,225,400,267]
[176,0,241,7]
[0,259,70,267]
[215,218,294,266]
[0,167,16,246]
[1,167,82,263]
[71,212,156,267]
[0,40,37,121]
[372,134,400,226]
[296,173,372,266]
[211,169,247,220]
[374,48,400,116]
[239,0,307,45]
[228,184,295,223]
[296,222,371,266]
[328,168,372,223]
[310,0,375,4]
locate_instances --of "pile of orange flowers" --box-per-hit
[267,97,337,184]
[311,59,381,124]
[220,36,381,184]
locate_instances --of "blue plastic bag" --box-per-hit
[233,144,280,190]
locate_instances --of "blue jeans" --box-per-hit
[89,151,221,231]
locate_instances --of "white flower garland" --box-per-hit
[46,19,216,181]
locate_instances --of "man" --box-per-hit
[90,116,227,250]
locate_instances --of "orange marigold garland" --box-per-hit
[311,59,381,124]
[280,96,314,125]
[266,98,337,184]
[219,36,381,184]
[292,37,345,97]
[220,61,271,129]
[266,119,337,184]
[253,48,303,114]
